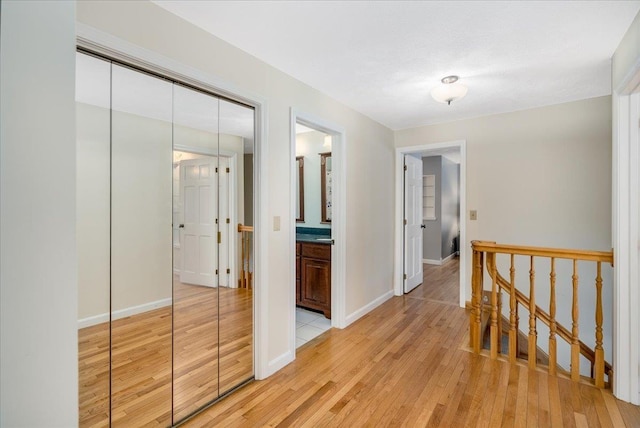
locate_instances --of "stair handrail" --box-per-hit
[470,240,613,388]
[488,260,613,379]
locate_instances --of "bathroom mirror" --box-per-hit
[320,152,332,223]
[296,156,304,222]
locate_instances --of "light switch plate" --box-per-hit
[273,216,281,231]
[470,210,477,221]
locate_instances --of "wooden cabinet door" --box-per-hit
[300,257,331,317]
[296,254,301,305]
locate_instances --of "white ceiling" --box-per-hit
[154,0,640,130]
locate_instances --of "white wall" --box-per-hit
[112,109,174,312]
[296,130,331,229]
[396,96,613,370]
[440,157,459,259]
[612,11,640,91]
[0,1,78,425]
[422,156,442,261]
[77,103,110,321]
[77,0,395,372]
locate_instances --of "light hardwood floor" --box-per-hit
[183,258,640,427]
[78,281,253,427]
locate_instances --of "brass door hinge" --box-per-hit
[403,273,407,280]
[226,218,230,224]
[218,231,221,244]
[404,164,407,171]
[226,167,230,173]
[216,269,218,275]
[404,219,407,225]
[226,268,230,274]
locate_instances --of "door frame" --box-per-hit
[77,24,272,379]
[290,108,347,356]
[174,145,238,289]
[394,140,467,307]
[612,63,640,404]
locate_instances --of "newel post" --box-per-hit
[470,241,483,353]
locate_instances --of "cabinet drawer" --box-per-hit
[301,243,331,260]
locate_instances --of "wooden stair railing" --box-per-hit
[238,224,253,289]
[470,241,614,388]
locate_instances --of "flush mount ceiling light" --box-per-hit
[430,75,468,105]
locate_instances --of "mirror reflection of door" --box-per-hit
[76,50,255,427]
[178,156,217,287]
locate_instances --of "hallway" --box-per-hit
[182,258,639,426]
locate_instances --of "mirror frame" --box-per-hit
[296,156,304,222]
[320,152,331,224]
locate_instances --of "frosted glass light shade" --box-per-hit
[430,81,468,105]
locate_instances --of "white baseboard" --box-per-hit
[423,253,456,266]
[264,350,294,378]
[78,297,172,329]
[442,252,456,264]
[345,290,394,327]
[77,313,109,329]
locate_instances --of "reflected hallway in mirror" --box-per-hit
[76,49,256,427]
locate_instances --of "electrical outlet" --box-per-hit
[470,210,477,221]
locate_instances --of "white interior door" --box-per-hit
[404,154,423,293]
[180,157,217,287]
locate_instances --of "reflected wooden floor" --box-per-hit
[78,283,253,427]
[183,258,640,427]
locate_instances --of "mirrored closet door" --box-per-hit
[76,51,255,427]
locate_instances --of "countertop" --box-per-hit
[296,234,333,244]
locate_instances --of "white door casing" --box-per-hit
[180,157,217,287]
[404,154,423,293]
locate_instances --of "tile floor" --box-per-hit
[295,307,331,348]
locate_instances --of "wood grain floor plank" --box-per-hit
[81,258,640,427]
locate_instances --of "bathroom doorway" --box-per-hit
[290,110,346,355]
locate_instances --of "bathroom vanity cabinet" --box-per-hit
[296,241,331,319]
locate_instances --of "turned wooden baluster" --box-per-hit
[490,253,499,359]
[571,259,580,381]
[509,254,518,363]
[528,256,537,369]
[594,261,605,388]
[549,257,557,376]
[497,279,503,354]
